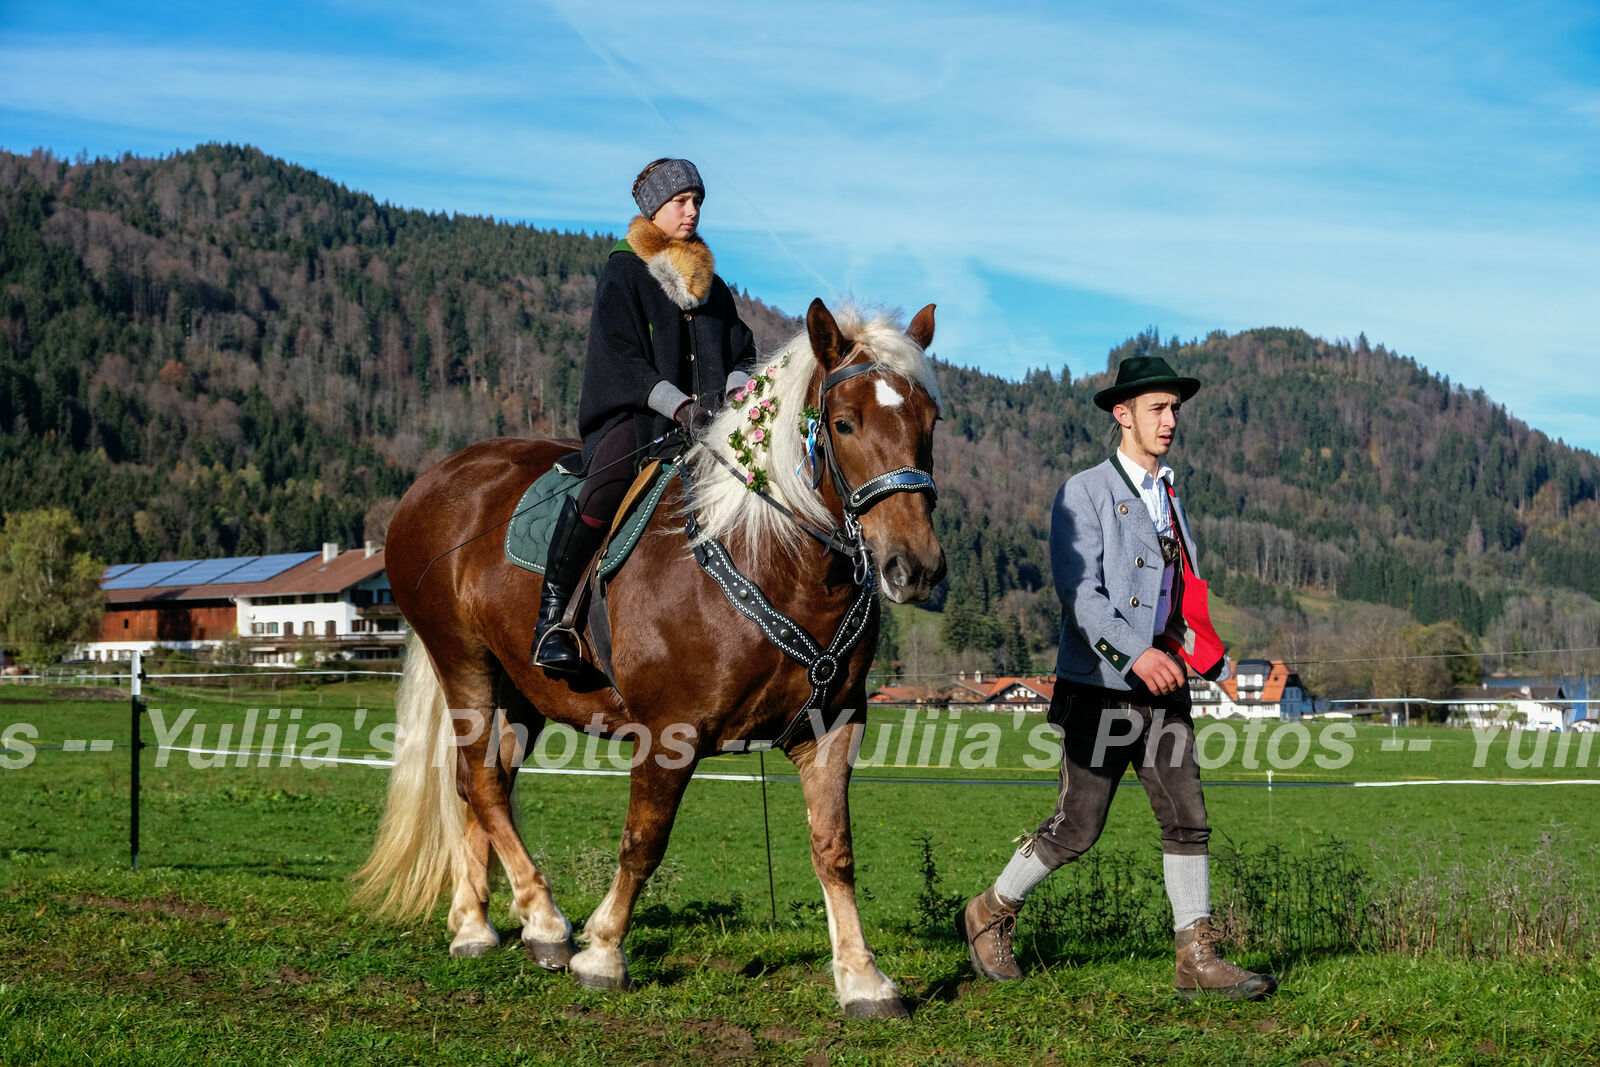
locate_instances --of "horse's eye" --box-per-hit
[833,419,854,436]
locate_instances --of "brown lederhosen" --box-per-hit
[1023,677,1211,869]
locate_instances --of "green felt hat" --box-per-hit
[1093,355,1202,412]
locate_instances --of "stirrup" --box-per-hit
[533,624,586,669]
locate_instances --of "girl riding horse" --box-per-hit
[535,157,759,671]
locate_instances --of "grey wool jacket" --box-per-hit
[1051,457,1205,689]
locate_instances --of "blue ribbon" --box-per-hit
[797,417,821,487]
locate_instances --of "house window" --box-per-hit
[267,622,279,635]
[305,621,315,636]
[284,621,295,637]
[325,620,336,636]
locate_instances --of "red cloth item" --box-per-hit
[1164,482,1228,680]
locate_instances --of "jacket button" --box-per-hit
[1118,504,1129,515]
[683,313,692,321]
[1130,597,1140,607]
[1135,557,1145,568]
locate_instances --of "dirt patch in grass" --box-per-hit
[61,891,231,923]
[557,1004,759,1059]
[51,686,129,701]
[677,1018,756,1059]
[276,965,316,985]
[759,1024,805,1044]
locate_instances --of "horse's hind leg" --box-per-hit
[570,757,695,990]
[447,810,499,958]
[790,723,909,1019]
[440,665,574,967]
[492,681,577,968]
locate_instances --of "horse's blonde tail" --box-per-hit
[350,634,468,923]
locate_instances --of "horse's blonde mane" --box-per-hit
[687,302,940,561]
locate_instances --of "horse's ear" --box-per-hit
[906,303,935,350]
[806,298,847,371]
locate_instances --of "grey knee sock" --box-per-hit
[1164,852,1211,931]
[994,848,1053,903]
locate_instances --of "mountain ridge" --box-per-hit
[4,143,1597,689]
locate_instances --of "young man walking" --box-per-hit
[957,355,1275,1000]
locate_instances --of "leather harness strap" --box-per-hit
[681,464,879,749]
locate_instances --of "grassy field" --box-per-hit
[1,678,1597,1064]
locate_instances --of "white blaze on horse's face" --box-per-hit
[874,379,905,408]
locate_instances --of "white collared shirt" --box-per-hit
[1115,449,1176,635]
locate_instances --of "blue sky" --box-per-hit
[3,1,1598,449]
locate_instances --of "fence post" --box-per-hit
[130,651,144,872]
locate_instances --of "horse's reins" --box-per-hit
[409,432,675,593]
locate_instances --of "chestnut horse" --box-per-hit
[354,300,945,1017]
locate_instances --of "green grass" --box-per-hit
[2,680,1598,1064]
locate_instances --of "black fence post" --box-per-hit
[130,651,145,872]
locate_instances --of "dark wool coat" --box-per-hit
[577,217,758,468]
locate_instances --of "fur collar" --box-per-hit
[625,215,715,310]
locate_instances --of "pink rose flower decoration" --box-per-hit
[751,428,766,443]
[745,471,756,485]
[748,408,762,421]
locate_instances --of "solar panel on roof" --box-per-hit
[102,563,138,580]
[103,560,202,590]
[151,556,259,587]
[220,551,319,584]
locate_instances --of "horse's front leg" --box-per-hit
[790,723,909,1019]
[570,751,695,990]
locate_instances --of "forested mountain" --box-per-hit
[4,145,1598,690]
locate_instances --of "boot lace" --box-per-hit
[988,912,1017,963]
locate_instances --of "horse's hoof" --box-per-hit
[843,997,911,1020]
[571,946,631,990]
[525,937,577,971]
[573,969,633,991]
[450,939,498,959]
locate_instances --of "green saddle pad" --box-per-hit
[504,462,678,579]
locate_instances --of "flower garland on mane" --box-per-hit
[723,355,820,492]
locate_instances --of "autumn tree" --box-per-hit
[0,509,106,665]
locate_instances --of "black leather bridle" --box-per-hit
[809,357,939,584]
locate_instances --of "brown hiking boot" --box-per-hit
[1174,918,1277,1000]
[957,886,1023,982]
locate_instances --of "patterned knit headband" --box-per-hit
[634,159,704,218]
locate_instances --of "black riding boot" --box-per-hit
[532,498,605,672]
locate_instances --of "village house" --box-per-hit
[946,673,1057,714]
[1442,683,1571,731]
[79,543,405,666]
[1189,658,1315,720]
[866,685,946,707]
